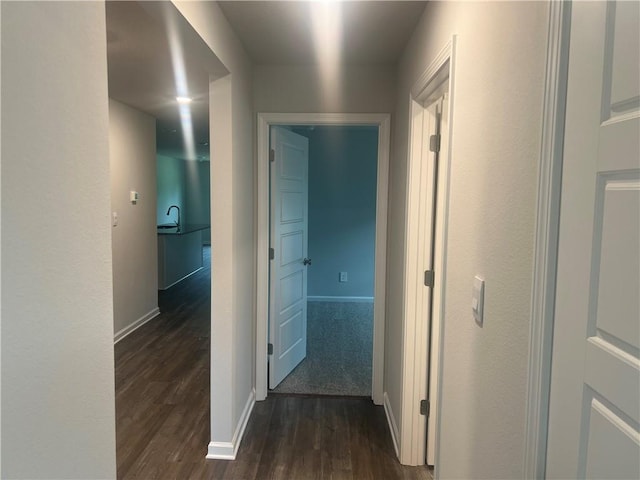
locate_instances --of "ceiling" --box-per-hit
[106,1,226,161]
[218,1,427,65]
[106,1,427,162]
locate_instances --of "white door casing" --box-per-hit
[546,1,640,478]
[268,127,309,389]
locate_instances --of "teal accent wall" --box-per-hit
[157,154,185,224]
[157,155,211,243]
[292,126,378,298]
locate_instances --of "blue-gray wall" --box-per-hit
[157,155,211,243]
[292,126,378,298]
[157,154,184,224]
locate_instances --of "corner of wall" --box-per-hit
[206,388,255,461]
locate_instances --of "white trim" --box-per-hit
[206,388,256,460]
[433,39,457,478]
[523,2,570,478]
[113,307,160,344]
[411,42,453,100]
[158,266,204,291]
[383,392,401,458]
[307,296,374,303]
[400,37,456,468]
[256,113,390,405]
[372,114,390,406]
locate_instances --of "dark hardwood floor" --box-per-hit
[115,246,432,479]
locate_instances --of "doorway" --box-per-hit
[268,125,379,396]
[256,113,390,405]
[105,1,222,474]
[399,38,455,468]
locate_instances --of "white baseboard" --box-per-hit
[307,295,374,303]
[384,391,400,458]
[159,266,204,290]
[206,388,255,460]
[114,307,160,344]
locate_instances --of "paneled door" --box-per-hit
[546,1,640,478]
[269,127,310,389]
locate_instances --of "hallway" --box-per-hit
[114,246,430,479]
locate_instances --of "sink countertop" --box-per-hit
[157,223,210,235]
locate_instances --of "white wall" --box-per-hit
[385,1,548,476]
[109,99,159,340]
[1,2,116,478]
[171,0,255,456]
[254,65,396,114]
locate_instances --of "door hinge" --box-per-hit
[420,399,430,416]
[429,134,441,153]
[269,149,275,162]
[424,269,435,288]
[268,343,273,355]
[269,248,274,260]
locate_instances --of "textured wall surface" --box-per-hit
[1,2,116,477]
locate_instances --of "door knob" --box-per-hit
[303,258,312,266]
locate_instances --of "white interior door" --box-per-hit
[546,1,640,478]
[269,127,309,389]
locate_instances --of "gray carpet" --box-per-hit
[271,301,373,396]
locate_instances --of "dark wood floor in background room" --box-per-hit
[115,246,431,479]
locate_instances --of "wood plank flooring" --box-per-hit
[115,246,432,479]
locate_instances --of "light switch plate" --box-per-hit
[472,275,485,326]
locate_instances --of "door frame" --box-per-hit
[255,112,391,404]
[522,2,571,478]
[401,37,456,467]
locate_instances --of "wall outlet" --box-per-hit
[339,271,348,282]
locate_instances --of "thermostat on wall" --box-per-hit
[130,191,139,203]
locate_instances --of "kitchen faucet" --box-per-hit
[167,205,181,229]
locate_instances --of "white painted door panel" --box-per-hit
[546,1,640,478]
[269,127,309,389]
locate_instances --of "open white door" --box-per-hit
[546,1,640,478]
[269,127,310,390]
